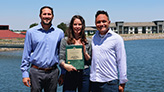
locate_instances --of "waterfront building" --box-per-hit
[85,20,164,35]
[85,27,97,36]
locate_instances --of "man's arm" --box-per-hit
[20,30,32,87]
[116,36,128,91]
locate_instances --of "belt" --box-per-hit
[31,64,57,71]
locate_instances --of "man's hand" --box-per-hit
[22,77,31,87]
[58,74,64,86]
[119,83,125,92]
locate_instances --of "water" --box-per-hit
[125,39,164,92]
[0,39,164,92]
[0,51,62,92]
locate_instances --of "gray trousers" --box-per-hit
[29,67,59,92]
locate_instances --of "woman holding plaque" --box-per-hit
[59,15,91,92]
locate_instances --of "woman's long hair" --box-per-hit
[66,15,87,45]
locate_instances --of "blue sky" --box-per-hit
[0,0,164,30]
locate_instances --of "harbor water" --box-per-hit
[0,39,164,92]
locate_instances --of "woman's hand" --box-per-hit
[64,63,77,72]
[61,62,77,72]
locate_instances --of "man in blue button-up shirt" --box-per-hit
[20,6,64,92]
[90,10,128,92]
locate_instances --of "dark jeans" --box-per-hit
[90,79,119,92]
[63,68,90,92]
[29,67,59,92]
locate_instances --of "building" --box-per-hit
[85,20,164,35]
[85,27,97,36]
[0,25,25,39]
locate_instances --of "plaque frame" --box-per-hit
[66,45,84,69]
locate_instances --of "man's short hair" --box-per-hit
[40,6,54,16]
[95,10,109,20]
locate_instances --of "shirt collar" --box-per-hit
[97,28,112,38]
[37,23,55,31]
[106,28,112,34]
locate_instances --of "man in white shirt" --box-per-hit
[90,10,128,92]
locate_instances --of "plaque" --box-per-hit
[66,45,84,69]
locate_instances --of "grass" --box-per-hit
[0,38,24,45]
[1,33,164,44]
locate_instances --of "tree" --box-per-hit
[29,23,38,28]
[57,22,68,35]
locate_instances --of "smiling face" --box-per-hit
[40,8,53,25]
[95,14,110,35]
[73,18,82,35]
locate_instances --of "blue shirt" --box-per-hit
[20,24,64,78]
[90,28,128,84]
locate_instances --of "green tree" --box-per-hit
[29,23,38,28]
[57,22,68,35]
[10,29,14,32]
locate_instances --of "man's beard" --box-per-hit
[43,20,52,25]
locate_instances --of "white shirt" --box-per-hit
[90,29,128,84]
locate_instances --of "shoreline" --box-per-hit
[0,48,23,52]
[1,34,164,52]
[121,33,164,41]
